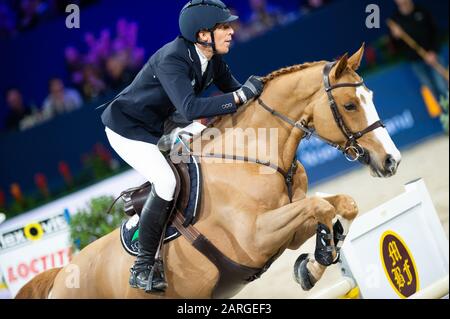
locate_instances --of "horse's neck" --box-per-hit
[209,64,323,170]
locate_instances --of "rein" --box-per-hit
[182,61,385,202]
[258,61,385,164]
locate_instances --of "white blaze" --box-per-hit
[356,86,401,162]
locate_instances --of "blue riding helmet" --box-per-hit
[179,0,238,45]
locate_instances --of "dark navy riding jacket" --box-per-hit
[100,36,242,144]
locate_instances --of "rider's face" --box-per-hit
[198,23,234,55]
[213,23,234,54]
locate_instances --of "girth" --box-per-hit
[171,210,279,299]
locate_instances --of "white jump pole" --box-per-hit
[307,276,356,299]
[409,275,449,299]
[309,274,448,299]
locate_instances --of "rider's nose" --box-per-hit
[384,154,397,174]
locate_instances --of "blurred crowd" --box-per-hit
[64,18,145,101]
[1,0,334,133]
[1,0,331,40]
[2,18,145,133]
[0,0,98,37]
[230,0,331,42]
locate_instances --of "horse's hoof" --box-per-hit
[293,253,316,291]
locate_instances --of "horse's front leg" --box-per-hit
[254,196,337,265]
[289,193,359,291]
[317,193,359,221]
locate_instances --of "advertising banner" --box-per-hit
[0,170,145,297]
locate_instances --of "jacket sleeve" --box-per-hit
[213,56,242,93]
[155,55,238,122]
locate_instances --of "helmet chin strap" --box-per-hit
[196,30,217,54]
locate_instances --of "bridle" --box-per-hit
[258,60,385,163]
[179,60,386,202]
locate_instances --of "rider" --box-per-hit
[100,0,264,293]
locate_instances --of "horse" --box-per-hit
[16,44,401,299]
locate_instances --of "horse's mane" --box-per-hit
[208,61,325,129]
[261,61,325,84]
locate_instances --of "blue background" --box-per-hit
[0,0,448,201]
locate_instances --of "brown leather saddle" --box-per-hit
[117,148,277,298]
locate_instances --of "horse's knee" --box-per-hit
[324,194,359,221]
[336,195,359,220]
[310,197,336,219]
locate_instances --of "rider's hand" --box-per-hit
[235,75,264,105]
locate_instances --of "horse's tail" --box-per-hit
[15,267,62,299]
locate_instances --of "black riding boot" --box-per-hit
[129,187,172,292]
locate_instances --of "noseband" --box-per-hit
[258,61,385,163]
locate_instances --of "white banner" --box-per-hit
[0,169,144,298]
[0,230,71,297]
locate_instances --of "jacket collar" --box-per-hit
[185,39,203,84]
[182,37,215,90]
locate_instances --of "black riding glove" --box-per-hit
[235,75,264,105]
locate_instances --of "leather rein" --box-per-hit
[257,61,385,164]
[184,61,385,201]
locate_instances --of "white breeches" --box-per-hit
[105,127,176,201]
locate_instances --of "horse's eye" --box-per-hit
[344,103,357,111]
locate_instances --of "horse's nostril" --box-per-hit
[384,155,396,172]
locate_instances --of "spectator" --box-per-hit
[105,54,134,92]
[3,88,32,132]
[247,0,285,38]
[388,0,448,100]
[41,77,83,118]
[80,64,106,101]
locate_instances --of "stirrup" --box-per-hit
[129,268,138,288]
[145,259,167,293]
[129,266,150,289]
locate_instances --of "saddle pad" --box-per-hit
[120,156,202,256]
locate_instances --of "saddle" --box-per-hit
[120,151,202,252]
[117,127,275,299]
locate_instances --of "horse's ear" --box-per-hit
[334,53,348,79]
[348,43,365,71]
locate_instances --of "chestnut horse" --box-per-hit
[16,45,401,299]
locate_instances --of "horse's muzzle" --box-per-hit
[383,154,399,176]
[367,153,400,178]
